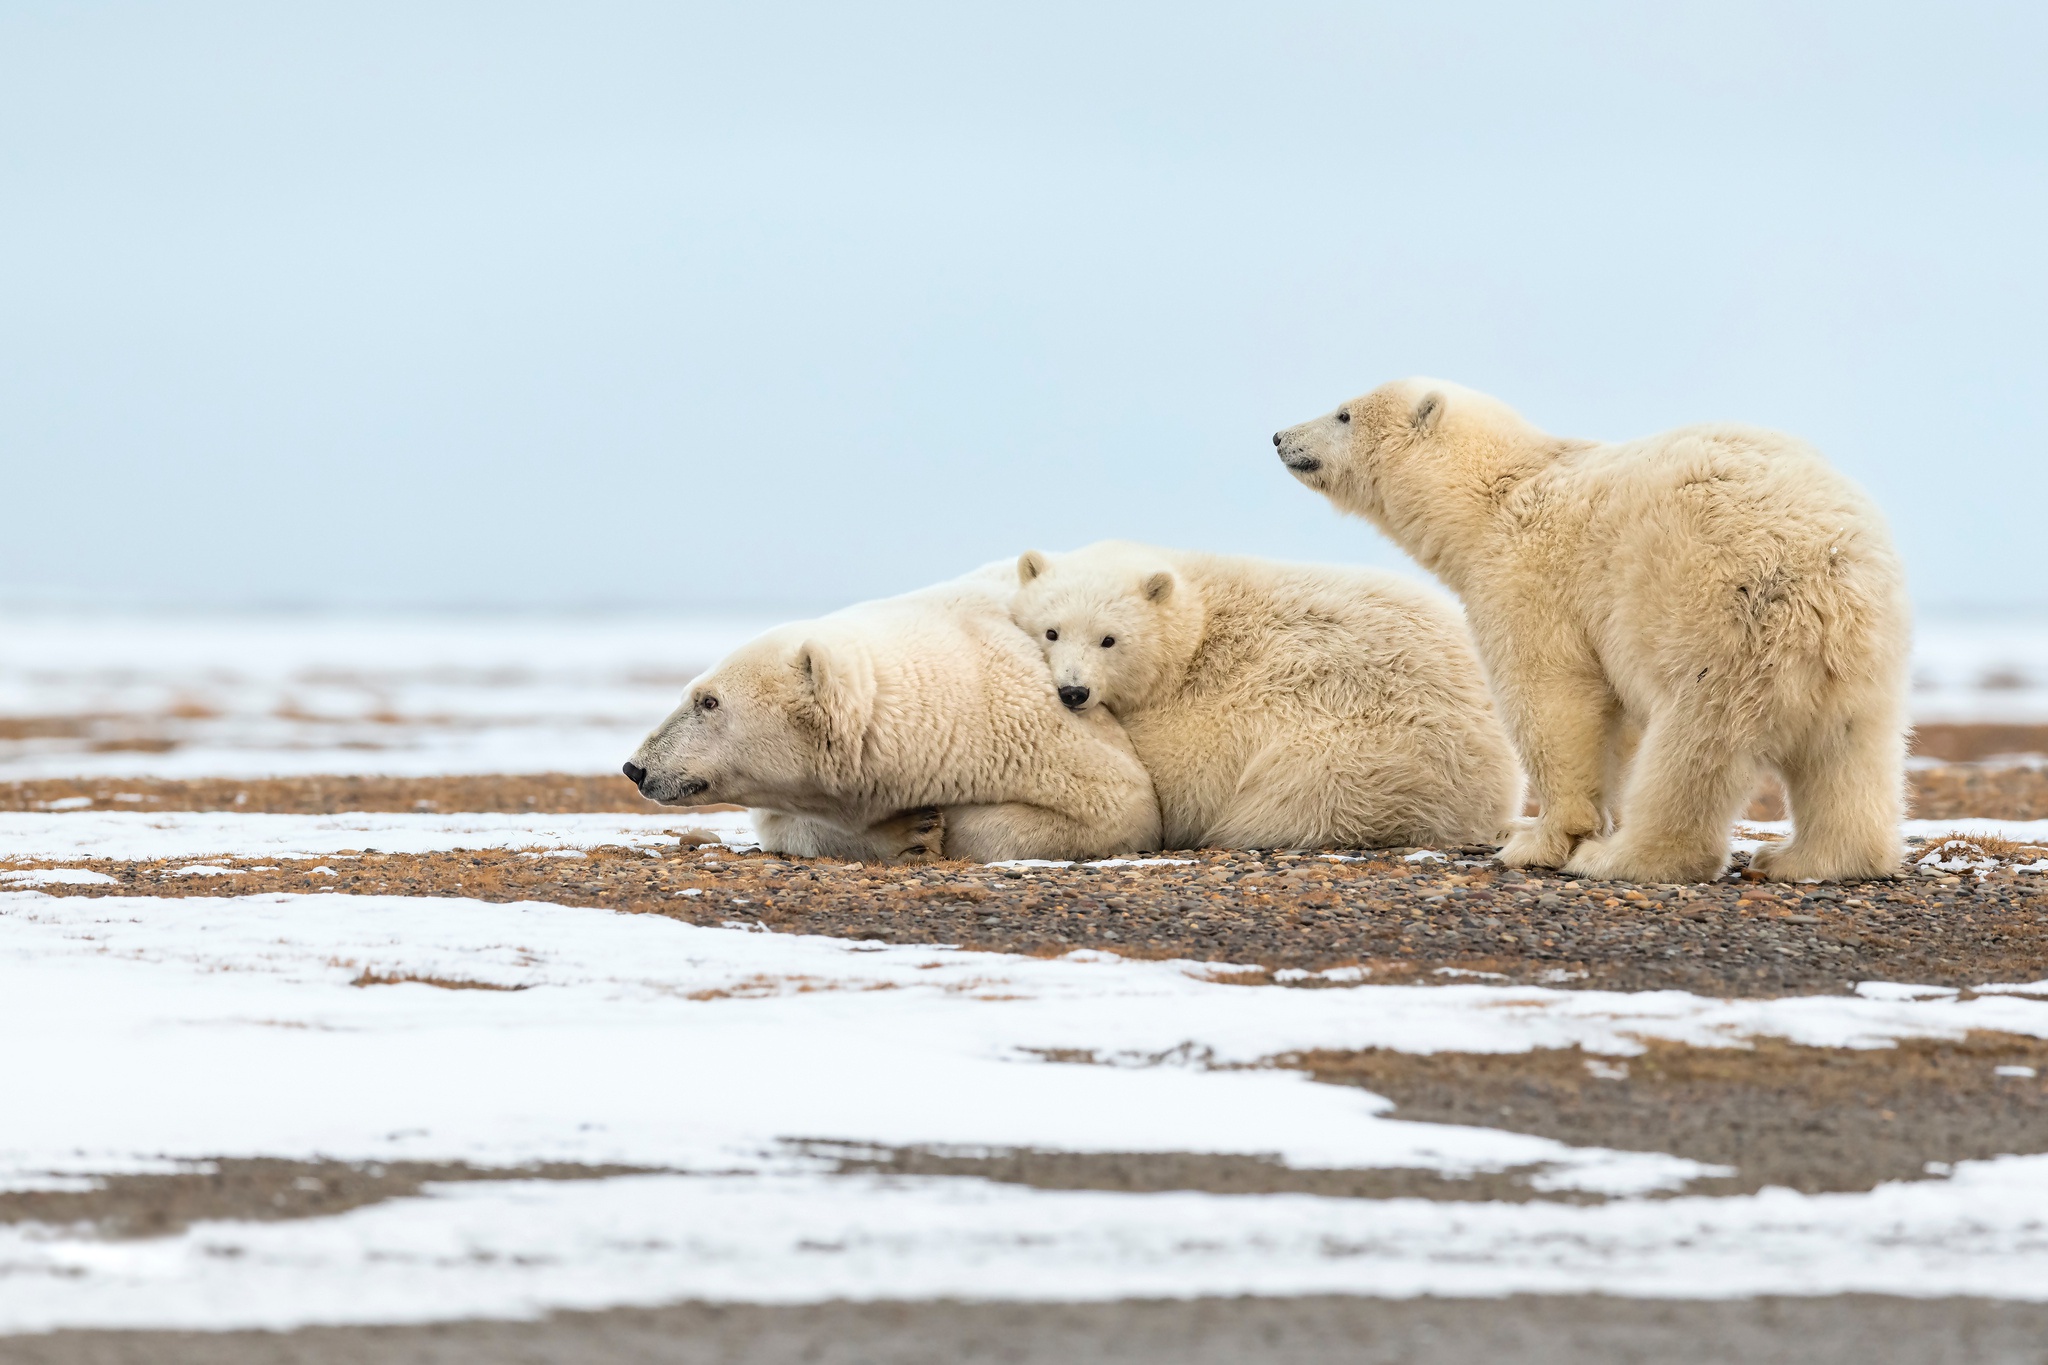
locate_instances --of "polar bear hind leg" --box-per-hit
[1751,712,1904,882]
[1563,705,1756,884]
[1201,730,1496,851]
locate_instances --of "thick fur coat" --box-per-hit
[1009,540,1521,850]
[626,564,1161,862]
[1274,379,1910,882]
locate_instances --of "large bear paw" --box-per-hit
[1563,833,1726,885]
[1497,818,1578,869]
[1748,838,1899,884]
[869,806,945,862]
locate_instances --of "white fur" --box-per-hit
[627,564,1161,863]
[1275,379,1910,883]
[1010,541,1521,850]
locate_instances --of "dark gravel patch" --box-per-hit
[1279,1032,2048,1195]
[11,1295,2048,1365]
[793,1140,1592,1204]
[16,837,2047,997]
[0,1159,653,1238]
[0,775,739,816]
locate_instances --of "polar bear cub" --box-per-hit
[626,563,1161,862]
[1274,378,1910,883]
[1009,541,1521,850]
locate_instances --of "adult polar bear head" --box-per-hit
[626,623,876,810]
[623,566,1163,864]
[1010,541,1198,717]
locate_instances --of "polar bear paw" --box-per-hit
[869,806,945,862]
[1497,818,1578,869]
[1564,833,1726,886]
[1747,838,1898,884]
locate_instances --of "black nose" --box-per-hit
[1273,432,1283,447]
[1057,685,1090,709]
[622,761,647,786]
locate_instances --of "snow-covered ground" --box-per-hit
[5,608,2048,1334]
[2,609,2045,780]
[0,809,761,862]
[0,610,775,780]
[1913,616,2048,725]
[1,875,2046,1331]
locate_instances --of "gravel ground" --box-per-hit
[0,775,703,815]
[19,836,2047,997]
[0,1162,651,1239]
[11,1295,2048,1365]
[9,765,2047,1361]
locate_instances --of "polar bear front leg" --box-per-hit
[944,797,1157,864]
[752,808,944,863]
[1487,649,1611,869]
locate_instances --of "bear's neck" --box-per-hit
[1133,593,1207,711]
[1377,432,1566,596]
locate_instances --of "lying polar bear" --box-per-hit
[624,563,1161,863]
[1009,540,1521,850]
[1274,378,1909,884]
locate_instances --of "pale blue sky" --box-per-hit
[3,2,2043,613]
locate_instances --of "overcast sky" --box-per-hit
[3,2,2043,615]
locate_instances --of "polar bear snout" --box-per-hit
[1057,684,1092,711]
[621,761,647,787]
[639,770,710,804]
[1273,430,1322,475]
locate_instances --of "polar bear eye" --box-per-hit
[1045,629,1058,642]
[1336,410,1351,423]
[698,695,719,711]
[1100,636,1116,648]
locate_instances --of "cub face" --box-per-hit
[1010,549,1175,715]
[1271,380,1447,522]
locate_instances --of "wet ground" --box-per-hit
[11,1295,2048,1365]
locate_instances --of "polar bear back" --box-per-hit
[1013,542,1521,850]
[1488,422,1909,734]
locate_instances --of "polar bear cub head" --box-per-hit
[626,625,875,808]
[1011,541,1196,716]
[1271,376,1535,524]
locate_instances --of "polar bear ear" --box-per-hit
[1413,391,1445,436]
[1142,571,1175,604]
[795,639,873,760]
[1017,550,1049,584]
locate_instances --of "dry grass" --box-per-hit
[1914,832,2048,864]
[349,970,529,991]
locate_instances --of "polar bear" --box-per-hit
[1008,541,1521,850]
[625,563,1161,863]
[1273,379,1910,883]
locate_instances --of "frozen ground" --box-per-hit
[2,609,2045,780]
[3,878,2048,1333]
[0,610,775,780]
[4,613,2046,1349]
[0,809,760,862]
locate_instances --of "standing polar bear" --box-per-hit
[1274,379,1910,884]
[1009,541,1521,850]
[625,564,1161,863]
